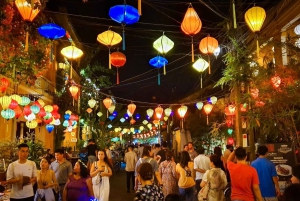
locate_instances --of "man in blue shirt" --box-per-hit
[251,145,280,200]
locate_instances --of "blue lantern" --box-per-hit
[109,5,140,50]
[38,23,66,61]
[124,113,129,120]
[108,115,115,121]
[64,114,70,120]
[149,56,168,85]
[135,113,140,119]
[112,111,118,117]
[46,124,55,133]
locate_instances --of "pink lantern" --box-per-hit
[250,88,259,99]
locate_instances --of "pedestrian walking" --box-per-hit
[124,145,137,193]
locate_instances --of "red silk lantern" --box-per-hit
[155,106,164,119]
[271,76,281,88]
[44,117,53,124]
[52,105,59,112]
[103,98,112,109]
[23,105,32,116]
[9,99,18,110]
[111,52,126,84]
[199,36,218,74]
[251,88,259,99]
[69,85,79,97]
[240,103,247,112]
[0,77,9,93]
[203,103,213,125]
[52,112,60,120]
[38,108,46,118]
[227,137,235,145]
[226,118,232,127]
[14,106,23,119]
[181,4,202,62]
[255,101,265,107]
[128,103,136,115]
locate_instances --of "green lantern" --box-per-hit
[1,109,15,120]
[20,96,31,106]
[227,128,233,135]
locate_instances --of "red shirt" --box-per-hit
[228,161,259,201]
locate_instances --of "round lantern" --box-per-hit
[111,52,126,84]
[38,108,46,118]
[69,85,79,97]
[128,103,136,115]
[103,97,112,109]
[294,24,300,35]
[61,46,83,59]
[88,98,97,108]
[203,103,213,125]
[10,94,22,104]
[196,102,203,110]
[1,96,12,110]
[26,120,38,129]
[199,36,218,74]
[155,106,164,119]
[30,105,40,114]
[23,105,32,116]
[44,105,53,113]
[97,29,122,69]
[46,124,55,133]
[52,105,59,112]
[9,99,18,110]
[14,106,23,119]
[1,109,15,120]
[227,137,235,145]
[271,76,281,88]
[181,4,202,62]
[146,108,154,118]
[20,96,31,106]
[0,77,9,93]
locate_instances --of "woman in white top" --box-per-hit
[90,149,112,201]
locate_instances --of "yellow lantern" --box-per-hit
[164,108,172,117]
[146,108,154,118]
[1,96,12,110]
[153,33,174,75]
[97,112,103,117]
[61,45,83,59]
[88,98,97,108]
[65,110,72,115]
[37,98,45,107]
[163,116,168,121]
[244,6,266,58]
[10,94,22,104]
[26,120,38,129]
[108,105,115,114]
[97,29,122,69]
[44,105,53,112]
[178,105,188,118]
[193,58,209,88]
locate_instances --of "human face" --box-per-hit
[98,151,105,160]
[188,143,193,150]
[73,162,81,174]
[291,175,300,184]
[184,146,188,151]
[55,153,64,161]
[40,158,50,169]
[18,147,29,161]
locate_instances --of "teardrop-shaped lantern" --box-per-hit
[88,98,97,108]
[103,97,112,109]
[203,103,213,125]
[164,108,172,117]
[128,103,136,115]
[178,105,188,119]
[155,106,164,119]
[108,105,116,114]
[193,58,209,88]
[69,85,79,97]
[196,102,203,110]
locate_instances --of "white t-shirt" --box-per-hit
[6,160,37,198]
[193,154,210,180]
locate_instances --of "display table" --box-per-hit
[0,190,10,201]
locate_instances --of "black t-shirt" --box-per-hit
[87,144,98,156]
[156,148,167,163]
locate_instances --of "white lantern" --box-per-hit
[213,46,221,58]
[120,117,125,123]
[25,113,36,121]
[294,24,300,35]
[164,108,172,117]
[210,96,218,104]
[196,102,204,110]
[97,112,103,117]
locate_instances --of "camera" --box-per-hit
[42,182,48,187]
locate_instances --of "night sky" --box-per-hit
[46,0,281,105]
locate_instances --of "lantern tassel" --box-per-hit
[201,74,203,89]
[117,69,119,84]
[122,28,125,51]
[233,0,237,29]
[25,31,29,52]
[163,63,166,75]
[256,38,260,58]
[191,37,194,62]
[208,57,211,74]
[206,115,209,125]
[50,43,53,62]
[158,72,160,85]
[138,0,142,15]
[109,51,111,69]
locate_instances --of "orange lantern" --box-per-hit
[203,103,213,125]
[271,76,281,88]
[69,85,79,97]
[155,106,164,119]
[128,103,136,115]
[15,0,41,52]
[103,97,112,109]
[130,118,136,125]
[181,4,202,62]
[240,103,247,112]
[199,36,218,74]
[97,29,122,69]
[0,77,9,93]
[86,108,93,114]
[14,106,23,119]
[111,52,126,84]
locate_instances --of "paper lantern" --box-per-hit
[294,24,300,35]
[69,85,79,97]
[44,105,53,113]
[130,118,136,125]
[23,105,31,116]
[240,103,248,112]
[20,96,31,106]
[97,29,122,69]
[86,108,92,114]
[149,56,168,85]
[32,101,41,109]
[164,108,172,117]
[52,105,59,112]
[196,102,203,110]
[15,0,41,52]
[9,99,18,110]
[120,117,125,123]
[228,128,233,135]
[61,46,83,59]
[271,76,281,88]
[146,109,154,118]
[0,77,9,93]
[103,97,112,109]
[1,109,15,120]
[37,99,45,107]
[227,137,235,145]
[1,96,12,110]
[155,106,163,119]
[181,4,202,62]
[108,105,116,114]
[153,33,174,74]
[203,103,213,125]
[109,5,139,50]
[128,103,136,115]
[143,120,148,125]
[88,98,97,108]
[250,88,259,99]
[30,105,40,114]
[210,96,218,105]
[97,112,103,117]
[245,6,266,58]
[46,124,54,133]
[178,105,188,118]
[14,106,23,119]
[26,120,38,129]
[10,94,22,104]
[199,36,218,74]
[111,52,126,84]
[213,46,221,58]
[52,112,60,120]
[38,108,46,118]
[193,58,209,88]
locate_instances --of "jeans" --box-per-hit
[179,186,195,201]
[195,179,202,194]
[126,171,135,191]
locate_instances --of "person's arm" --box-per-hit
[124,154,127,163]
[90,162,101,177]
[101,165,112,177]
[155,171,163,185]
[272,176,281,196]
[227,149,236,162]
[5,164,21,185]
[86,178,94,198]
[200,170,208,188]
[62,179,70,201]
[252,184,263,201]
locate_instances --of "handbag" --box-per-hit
[91,162,101,185]
[198,170,210,201]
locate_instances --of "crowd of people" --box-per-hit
[0,141,300,201]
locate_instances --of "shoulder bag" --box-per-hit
[198,170,210,201]
[92,161,101,185]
